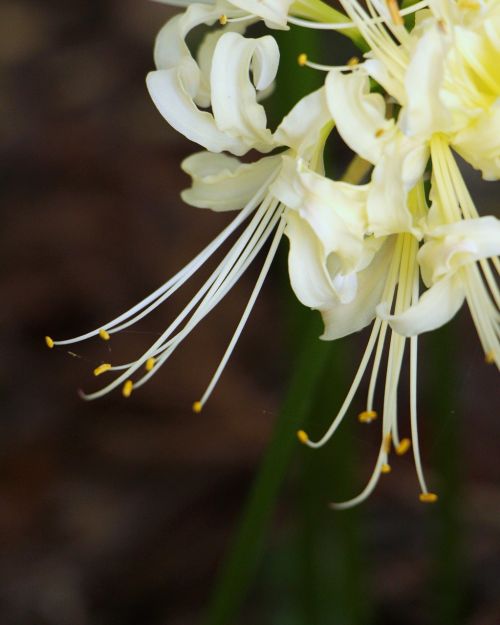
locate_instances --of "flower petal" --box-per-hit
[274,87,332,158]
[210,32,278,152]
[228,0,294,28]
[181,152,282,211]
[146,67,249,154]
[377,274,465,336]
[326,69,394,164]
[321,238,394,340]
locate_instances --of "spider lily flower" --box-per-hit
[296,184,436,508]
[45,84,338,408]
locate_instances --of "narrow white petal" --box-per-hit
[210,32,277,151]
[378,275,465,336]
[326,69,394,164]
[181,152,282,211]
[146,68,248,154]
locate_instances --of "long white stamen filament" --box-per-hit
[81,198,281,399]
[50,180,273,346]
[132,203,283,391]
[197,213,287,408]
[330,445,385,509]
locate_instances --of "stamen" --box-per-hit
[145,357,156,371]
[381,463,392,473]
[383,432,392,454]
[396,438,411,455]
[375,128,385,138]
[122,380,133,398]
[99,329,110,341]
[347,56,359,66]
[297,430,309,444]
[192,401,203,413]
[485,351,495,364]
[297,53,308,66]
[358,410,378,423]
[419,492,438,503]
[219,14,228,25]
[94,363,112,376]
[45,336,55,349]
[386,0,403,25]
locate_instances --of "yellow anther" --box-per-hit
[145,357,156,372]
[45,336,55,349]
[122,380,133,398]
[386,0,403,25]
[375,128,385,138]
[297,53,308,67]
[381,463,392,474]
[297,430,309,444]
[485,351,495,364]
[219,14,228,25]
[419,492,438,503]
[192,401,203,414]
[347,56,359,67]
[396,438,411,455]
[94,363,112,376]
[99,329,110,341]
[383,433,392,454]
[358,410,378,423]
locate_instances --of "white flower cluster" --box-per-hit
[47,0,500,506]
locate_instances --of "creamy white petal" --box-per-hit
[181,152,282,211]
[146,67,249,154]
[228,0,294,28]
[274,87,332,159]
[271,156,370,272]
[378,275,465,336]
[285,211,338,310]
[399,25,451,139]
[326,69,395,164]
[210,32,277,152]
[321,238,394,340]
[367,136,426,237]
[419,216,500,284]
[453,103,500,181]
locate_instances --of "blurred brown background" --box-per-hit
[1,1,499,624]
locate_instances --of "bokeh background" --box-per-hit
[1,1,499,624]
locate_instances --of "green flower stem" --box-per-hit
[204,314,334,625]
[428,324,464,624]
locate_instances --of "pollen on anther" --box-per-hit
[396,438,411,455]
[375,128,385,138]
[381,463,391,474]
[192,401,203,414]
[347,56,359,67]
[122,380,133,398]
[297,430,309,444]
[99,329,110,341]
[219,14,228,25]
[145,357,156,372]
[485,351,495,364]
[383,433,392,454]
[45,336,55,349]
[94,363,112,376]
[419,492,438,503]
[358,410,377,423]
[297,53,308,67]
[386,0,404,25]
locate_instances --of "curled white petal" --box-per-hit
[377,275,465,336]
[210,32,278,151]
[181,152,282,211]
[326,69,394,164]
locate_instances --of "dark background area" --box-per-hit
[1,1,499,624]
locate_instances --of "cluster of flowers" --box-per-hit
[47,0,500,507]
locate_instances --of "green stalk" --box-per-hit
[205,314,334,625]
